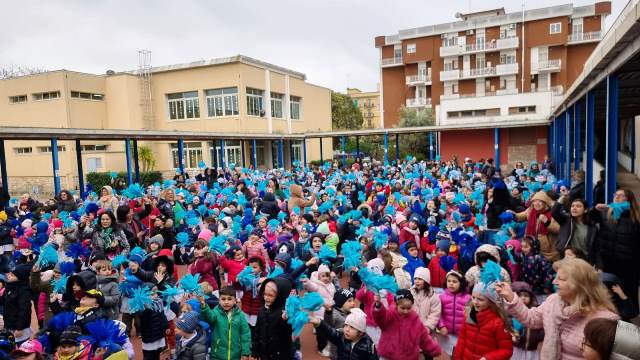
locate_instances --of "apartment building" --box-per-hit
[0,55,332,196]
[375,2,611,167]
[346,88,381,128]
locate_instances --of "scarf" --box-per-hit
[525,208,551,236]
[608,201,630,221]
[100,227,116,249]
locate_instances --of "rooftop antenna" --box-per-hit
[138,50,153,130]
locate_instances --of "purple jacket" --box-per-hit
[437,289,471,335]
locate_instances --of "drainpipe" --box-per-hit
[521,1,525,92]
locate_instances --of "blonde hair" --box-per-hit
[200,281,213,294]
[553,258,617,314]
[95,260,113,272]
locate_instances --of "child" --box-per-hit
[241,232,270,270]
[519,236,554,296]
[504,239,522,282]
[400,241,425,282]
[142,234,164,271]
[355,259,394,346]
[136,285,168,360]
[326,288,356,359]
[464,244,511,290]
[427,240,454,289]
[54,326,91,360]
[511,282,544,360]
[220,245,248,288]
[253,278,295,360]
[309,308,378,360]
[187,240,219,292]
[437,270,470,356]
[4,263,32,344]
[410,267,441,333]
[95,260,121,320]
[303,264,336,356]
[239,257,265,327]
[174,311,208,360]
[199,286,251,360]
[452,282,513,360]
[373,289,441,359]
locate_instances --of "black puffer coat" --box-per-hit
[253,277,295,360]
[593,209,639,264]
[316,320,378,360]
[139,300,168,343]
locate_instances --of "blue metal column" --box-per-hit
[383,133,389,165]
[586,92,595,207]
[566,109,572,180]
[574,103,581,172]
[289,140,294,167]
[632,118,636,173]
[271,141,276,168]
[429,133,433,161]
[212,140,218,169]
[51,137,61,195]
[0,140,8,195]
[319,138,324,164]
[125,139,133,185]
[395,134,400,162]
[278,139,284,168]
[241,140,246,168]
[132,139,140,184]
[302,139,307,167]
[341,136,346,167]
[547,124,553,163]
[436,132,441,160]
[251,139,257,169]
[220,139,225,169]
[558,115,564,178]
[75,139,85,195]
[356,136,360,159]
[605,74,619,203]
[494,128,500,169]
[177,139,185,175]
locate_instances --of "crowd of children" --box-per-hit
[0,155,639,360]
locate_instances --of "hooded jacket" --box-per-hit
[253,277,295,360]
[4,263,32,331]
[464,244,511,290]
[96,271,121,320]
[452,307,513,360]
[316,320,379,360]
[174,325,208,360]
[200,305,251,360]
[400,242,425,281]
[549,202,597,264]
[97,186,120,211]
[257,193,279,220]
[287,184,316,213]
[61,270,98,310]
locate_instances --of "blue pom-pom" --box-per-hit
[480,260,502,285]
[35,244,58,268]
[111,254,128,269]
[179,273,203,296]
[128,286,154,313]
[319,245,336,264]
[340,240,362,270]
[59,261,76,276]
[439,255,457,272]
[52,274,68,294]
[358,267,398,294]
[84,319,128,349]
[47,312,76,332]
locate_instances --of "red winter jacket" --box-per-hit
[188,255,219,291]
[373,303,441,359]
[399,226,420,246]
[219,257,248,285]
[427,255,457,289]
[452,308,513,360]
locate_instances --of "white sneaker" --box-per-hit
[319,347,330,357]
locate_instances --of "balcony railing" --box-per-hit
[568,31,602,43]
[441,36,519,57]
[496,63,519,76]
[440,69,460,81]
[381,57,403,67]
[461,66,496,79]
[538,59,562,72]
[405,74,432,85]
[406,97,432,107]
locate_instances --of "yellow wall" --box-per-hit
[346,88,381,129]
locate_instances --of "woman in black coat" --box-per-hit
[253,277,295,360]
[256,192,279,220]
[4,263,33,342]
[550,198,597,263]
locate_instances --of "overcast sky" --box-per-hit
[1,0,626,92]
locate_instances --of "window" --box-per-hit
[572,18,583,35]
[407,43,416,54]
[256,145,265,166]
[476,54,485,69]
[87,157,103,172]
[271,92,283,118]
[212,140,242,167]
[14,147,32,154]
[291,141,303,163]
[205,87,238,117]
[447,108,499,118]
[500,24,517,39]
[442,35,458,47]
[246,88,264,116]
[444,58,458,71]
[80,144,108,152]
[393,45,402,59]
[508,106,536,114]
[550,23,562,34]
[37,145,66,153]
[171,142,203,169]
[290,96,302,120]
[9,95,27,104]
[500,51,516,64]
[32,91,61,101]
[71,91,105,101]
[167,91,200,120]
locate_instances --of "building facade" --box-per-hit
[375,2,611,167]
[346,88,381,128]
[0,55,332,196]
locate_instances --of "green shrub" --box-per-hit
[86,171,163,190]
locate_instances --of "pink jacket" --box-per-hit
[355,287,394,327]
[438,289,471,336]
[303,271,336,318]
[242,240,269,264]
[410,288,441,331]
[373,303,441,359]
[505,293,618,360]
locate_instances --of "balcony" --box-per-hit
[461,66,496,79]
[440,69,460,81]
[440,36,519,57]
[405,74,432,86]
[406,97,432,108]
[537,59,562,73]
[567,31,602,44]
[381,56,403,67]
[496,63,519,76]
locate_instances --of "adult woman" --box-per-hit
[157,188,179,220]
[46,190,76,213]
[97,186,119,212]
[495,258,618,360]
[483,180,514,243]
[592,188,640,317]
[116,198,151,250]
[512,190,558,261]
[79,210,130,259]
[549,197,597,263]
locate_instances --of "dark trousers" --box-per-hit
[142,349,162,360]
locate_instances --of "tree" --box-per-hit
[0,65,47,79]
[138,145,156,172]
[331,92,364,130]
[396,106,435,160]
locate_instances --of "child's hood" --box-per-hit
[260,277,292,309]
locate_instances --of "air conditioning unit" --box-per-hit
[466,29,474,35]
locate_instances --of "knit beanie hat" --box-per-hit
[149,234,164,248]
[413,267,430,284]
[472,282,499,303]
[317,264,330,274]
[333,288,355,308]
[198,229,213,242]
[0,211,7,222]
[59,325,82,345]
[316,222,330,235]
[176,311,200,333]
[436,240,451,254]
[128,251,145,266]
[344,308,367,333]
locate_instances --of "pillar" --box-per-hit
[75,139,84,195]
[383,133,389,165]
[251,139,257,169]
[0,140,8,195]
[586,91,595,207]
[212,140,218,169]
[177,139,185,174]
[278,139,284,169]
[429,132,434,161]
[341,136,346,167]
[574,103,581,172]
[494,128,500,169]
[605,74,619,203]
[125,139,133,185]
[51,137,61,195]
[241,140,246,168]
[566,109,572,180]
[220,139,225,169]
[319,138,324,164]
[132,139,140,184]
[356,136,360,158]
[303,139,307,167]
[395,134,400,161]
